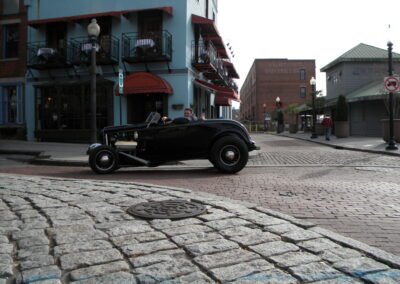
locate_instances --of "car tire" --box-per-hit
[89,145,119,174]
[210,136,248,174]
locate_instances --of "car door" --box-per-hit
[140,120,211,161]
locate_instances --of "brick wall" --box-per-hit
[0,0,27,78]
[240,59,316,123]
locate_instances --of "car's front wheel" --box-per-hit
[89,145,119,174]
[210,136,248,174]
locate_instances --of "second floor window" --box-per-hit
[0,0,19,15]
[300,87,306,98]
[299,69,306,80]
[3,24,19,59]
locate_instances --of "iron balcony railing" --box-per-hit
[70,35,119,65]
[192,41,226,81]
[227,79,239,93]
[27,40,72,69]
[122,30,172,63]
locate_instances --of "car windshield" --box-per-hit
[145,112,161,124]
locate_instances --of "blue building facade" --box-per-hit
[24,0,239,142]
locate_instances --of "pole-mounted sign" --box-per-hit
[118,69,124,95]
[384,76,400,92]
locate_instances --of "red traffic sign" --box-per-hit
[384,76,400,92]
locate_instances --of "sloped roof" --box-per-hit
[321,43,400,71]
[323,81,387,106]
[346,80,387,103]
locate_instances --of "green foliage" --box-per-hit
[284,104,300,116]
[306,90,322,107]
[336,95,348,121]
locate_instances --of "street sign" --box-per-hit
[384,76,400,92]
[118,69,124,95]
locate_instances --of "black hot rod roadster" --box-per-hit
[87,112,258,174]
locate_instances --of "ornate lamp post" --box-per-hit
[275,96,281,108]
[263,103,267,131]
[88,19,100,143]
[386,41,398,150]
[275,97,282,133]
[310,76,318,139]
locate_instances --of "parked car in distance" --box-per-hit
[87,112,258,174]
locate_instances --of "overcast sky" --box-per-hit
[218,0,400,96]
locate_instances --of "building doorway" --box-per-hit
[127,93,167,123]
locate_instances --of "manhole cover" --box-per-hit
[127,200,206,219]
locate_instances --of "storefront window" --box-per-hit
[1,85,22,124]
[37,83,112,131]
[7,87,17,123]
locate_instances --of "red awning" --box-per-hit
[191,14,228,59]
[215,96,232,106]
[222,60,239,79]
[28,7,173,27]
[28,11,120,27]
[191,15,220,35]
[117,72,173,96]
[194,79,240,102]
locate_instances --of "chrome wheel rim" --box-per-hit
[219,145,240,166]
[95,150,115,171]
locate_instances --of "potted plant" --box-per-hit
[334,95,349,138]
[284,104,299,133]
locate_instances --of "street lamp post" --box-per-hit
[275,97,282,133]
[88,19,100,143]
[263,103,267,131]
[386,41,398,150]
[310,77,318,139]
[275,96,281,108]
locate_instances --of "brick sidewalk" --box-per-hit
[1,174,400,283]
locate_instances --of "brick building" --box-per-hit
[240,59,315,124]
[0,0,27,138]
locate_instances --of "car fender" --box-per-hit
[86,143,103,155]
[208,130,248,152]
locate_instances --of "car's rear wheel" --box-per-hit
[210,136,248,174]
[89,145,119,174]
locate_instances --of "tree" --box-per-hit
[284,103,300,124]
[335,95,348,121]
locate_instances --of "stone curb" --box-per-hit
[276,133,400,157]
[310,227,400,268]
[0,149,42,157]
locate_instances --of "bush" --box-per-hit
[336,95,348,121]
[284,104,299,123]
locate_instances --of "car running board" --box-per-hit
[119,152,150,166]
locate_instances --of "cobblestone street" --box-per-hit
[1,134,400,259]
[1,174,400,283]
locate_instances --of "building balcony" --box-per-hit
[192,41,239,91]
[70,35,119,66]
[27,41,72,70]
[192,41,227,81]
[122,30,172,64]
